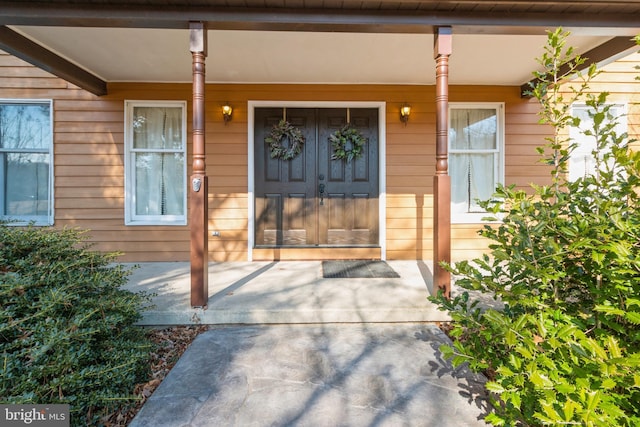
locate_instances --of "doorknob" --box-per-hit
[319,183,325,205]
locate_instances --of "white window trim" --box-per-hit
[449,102,505,224]
[124,100,187,226]
[0,99,54,226]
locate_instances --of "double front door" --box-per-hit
[254,107,379,247]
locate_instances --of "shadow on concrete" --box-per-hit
[130,324,490,427]
[209,261,278,304]
[417,260,435,295]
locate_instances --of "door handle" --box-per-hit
[319,183,325,205]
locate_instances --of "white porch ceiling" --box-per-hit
[11,26,617,86]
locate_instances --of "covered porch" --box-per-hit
[1,1,638,308]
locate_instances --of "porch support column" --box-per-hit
[190,22,209,307]
[433,26,452,298]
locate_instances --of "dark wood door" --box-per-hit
[254,107,378,247]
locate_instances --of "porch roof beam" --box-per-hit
[0,26,107,96]
[1,3,640,34]
[520,36,639,97]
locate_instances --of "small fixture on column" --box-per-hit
[222,103,233,124]
[400,103,411,125]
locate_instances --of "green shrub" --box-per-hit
[0,225,152,426]
[431,29,640,426]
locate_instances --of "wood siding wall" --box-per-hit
[7,49,636,263]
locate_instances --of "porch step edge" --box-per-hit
[136,307,451,326]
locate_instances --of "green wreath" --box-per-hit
[329,124,367,162]
[265,119,305,160]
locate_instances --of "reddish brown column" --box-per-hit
[190,22,209,307]
[433,26,452,298]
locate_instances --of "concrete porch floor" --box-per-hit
[122,260,451,325]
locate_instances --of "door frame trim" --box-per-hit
[247,100,387,261]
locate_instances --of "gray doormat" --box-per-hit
[322,260,400,279]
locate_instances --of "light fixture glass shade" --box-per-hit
[400,104,411,125]
[222,104,233,123]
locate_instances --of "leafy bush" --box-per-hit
[0,225,152,426]
[431,29,640,426]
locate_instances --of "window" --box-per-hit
[125,101,187,225]
[449,103,504,223]
[0,100,53,225]
[569,104,626,181]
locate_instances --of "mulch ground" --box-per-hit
[102,325,209,426]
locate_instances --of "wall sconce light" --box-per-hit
[222,104,233,124]
[400,104,411,125]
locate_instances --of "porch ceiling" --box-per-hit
[8,27,618,86]
[1,1,639,93]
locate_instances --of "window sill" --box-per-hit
[125,220,187,226]
[1,218,53,226]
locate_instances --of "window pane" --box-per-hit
[569,105,624,181]
[450,109,497,150]
[3,152,50,216]
[0,103,51,150]
[132,107,183,150]
[135,153,185,216]
[450,153,495,213]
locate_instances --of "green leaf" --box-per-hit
[585,390,602,415]
[594,304,625,317]
[540,400,563,422]
[598,401,626,421]
[556,323,577,339]
[583,338,608,359]
[626,298,640,308]
[591,251,606,264]
[496,365,514,377]
[530,371,553,389]
[439,344,454,360]
[516,346,533,359]
[507,391,521,409]
[556,382,576,394]
[484,412,505,426]
[605,241,631,258]
[605,336,621,358]
[485,381,506,394]
[625,311,640,325]
[562,399,578,422]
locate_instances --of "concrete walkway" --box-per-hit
[125,261,490,426]
[129,324,488,427]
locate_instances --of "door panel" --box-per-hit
[318,108,379,246]
[255,108,316,246]
[254,107,378,248]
